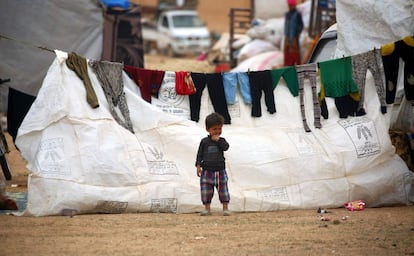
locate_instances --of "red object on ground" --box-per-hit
[344,200,366,211]
[0,194,18,210]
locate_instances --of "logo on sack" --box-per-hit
[338,117,381,158]
[158,73,185,106]
[142,144,179,175]
[37,137,69,176]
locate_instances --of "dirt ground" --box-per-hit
[1,55,414,256]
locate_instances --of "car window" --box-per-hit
[172,15,205,28]
[309,37,337,63]
[162,16,169,28]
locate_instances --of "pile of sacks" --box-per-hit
[231,0,311,71]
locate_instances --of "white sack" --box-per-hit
[296,0,311,30]
[232,36,252,50]
[263,18,286,47]
[247,18,285,48]
[151,71,191,119]
[336,0,414,56]
[254,0,288,20]
[15,50,413,216]
[237,39,279,64]
[232,51,284,72]
[335,0,414,132]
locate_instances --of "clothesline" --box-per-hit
[121,35,412,118]
[0,34,55,53]
[3,32,412,133]
[0,79,11,86]
[120,34,413,133]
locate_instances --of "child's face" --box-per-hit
[207,124,222,137]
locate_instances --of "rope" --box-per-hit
[0,34,54,53]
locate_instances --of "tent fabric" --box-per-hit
[102,5,145,68]
[14,50,413,216]
[335,0,414,57]
[100,0,130,9]
[0,0,103,112]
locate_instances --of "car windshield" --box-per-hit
[309,37,337,63]
[172,15,205,28]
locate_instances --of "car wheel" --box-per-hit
[165,45,175,57]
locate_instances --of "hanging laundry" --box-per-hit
[7,87,36,144]
[89,60,134,134]
[123,65,165,103]
[318,79,328,119]
[248,70,276,117]
[189,72,207,122]
[295,63,321,132]
[66,52,100,109]
[318,85,359,119]
[175,71,196,95]
[206,73,231,124]
[270,66,300,97]
[334,95,360,119]
[381,36,414,103]
[381,43,400,104]
[222,72,252,105]
[318,57,360,119]
[190,72,231,124]
[351,48,387,116]
[155,71,191,119]
[319,57,359,97]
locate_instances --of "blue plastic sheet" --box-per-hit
[100,0,130,9]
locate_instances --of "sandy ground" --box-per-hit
[1,55,414,256]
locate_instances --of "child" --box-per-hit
[195,112,231,216]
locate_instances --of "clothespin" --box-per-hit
[0,78,11,85]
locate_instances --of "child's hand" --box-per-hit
[211,135,220,141]
[197,167,202,177]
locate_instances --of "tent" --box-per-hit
[0,0,144,113]
[3,0,414,216]
[0,0,103,112]
[14,48,413,216]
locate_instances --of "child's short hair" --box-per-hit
[205,112,225,129]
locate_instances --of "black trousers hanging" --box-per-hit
[189,72,207,122]
[248,70,276,117]
[7,87,36,144]
[190,72,231,124]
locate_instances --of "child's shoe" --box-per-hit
[223,210,232,216]
[200,210,211,216]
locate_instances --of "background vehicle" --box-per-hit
[142,10,211,56]
[306,23,337,64]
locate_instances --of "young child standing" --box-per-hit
[196,112,231,216]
